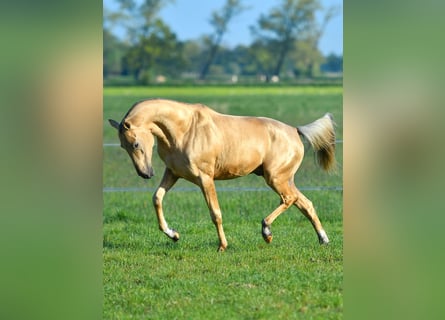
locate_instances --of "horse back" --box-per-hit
[209,112,302,179]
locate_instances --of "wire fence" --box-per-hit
[103,186,343,193]
[103,140,343,147]
[103,140,343,193]
[103,141,343,192]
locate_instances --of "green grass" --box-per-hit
[103,86,343,319]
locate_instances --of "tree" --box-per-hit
[103,3,130,78]
[105,0,184,84]
[108,0,174,43]
[181,39,207,75]
[103,28,128,78]
[287,38,323,78]
[250,0,322,78]
[247,40,276,79]
[302,4,340,78]
[321,53,343,73]
[199,0,245,80]
[121,19,184,83]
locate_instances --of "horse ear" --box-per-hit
[108,119,119,130]
[109,119,120,130]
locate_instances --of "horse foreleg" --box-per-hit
[152,168,179,242]
[199,175,228,252]
[293,188,329,244]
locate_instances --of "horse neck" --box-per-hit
[133,100,193,148]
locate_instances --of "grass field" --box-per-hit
[103,85,343,319]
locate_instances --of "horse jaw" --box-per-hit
[130,153,154,179]
[134,164,155,179]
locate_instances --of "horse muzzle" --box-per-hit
[136,166,154,179]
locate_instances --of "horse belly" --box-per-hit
[213,125,268,179]
[214,150,263,180]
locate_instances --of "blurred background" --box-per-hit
[103,0,343,85]
[3,0,445,319]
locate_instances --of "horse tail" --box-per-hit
[297,113,337,173]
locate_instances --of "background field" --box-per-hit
[103,86,343,319]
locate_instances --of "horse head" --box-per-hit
[109,119,155,179]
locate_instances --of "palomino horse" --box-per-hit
[109,99,336,251]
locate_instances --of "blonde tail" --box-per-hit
[297,113,337,173]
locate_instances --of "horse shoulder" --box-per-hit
[189,106,222,144]
[180,107,222,167]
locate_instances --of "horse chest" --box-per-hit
[157,147,200,179]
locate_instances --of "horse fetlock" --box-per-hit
[261,220,273,243]
[317,229,329,245]
[164,228,180,242]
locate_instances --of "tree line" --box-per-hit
[103,0,342,84]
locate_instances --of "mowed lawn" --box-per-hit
[103,86,343,319]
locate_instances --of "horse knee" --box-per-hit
[212,216,222,225]
[152,191,163,209]
[210,211,222,225]
[152,194,159,208]
[281,194,298,207]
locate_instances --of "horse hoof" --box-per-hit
[171,230,180,242]
[263,234,273,243]
[217,245,227,252]
[165,229,180,242]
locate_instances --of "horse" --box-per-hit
[109,99,336,252]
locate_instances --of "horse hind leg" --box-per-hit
[261,180,297,243]
[261,179,329,245]
[262,202,292,243]
[293,187,330,244]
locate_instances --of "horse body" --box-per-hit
[213,115,303,181]
[109,99,336,251]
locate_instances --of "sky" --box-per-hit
[104,0,343,56]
